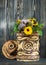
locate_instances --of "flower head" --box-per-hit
[31,20,38,26]
[21,19,29,24]
[24,26,33,35]
[29,18,38,26]
[18,23,25,30]
[17,19,21,24]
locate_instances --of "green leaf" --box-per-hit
[14,26,18,32]
[33,26,38,32]
[13,22,19,32]
[37,30,43,36]
[38,23,44,28]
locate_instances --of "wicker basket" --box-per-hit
[16,32,40,61]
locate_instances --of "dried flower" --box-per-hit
[24,26,33,35]
[21,19,29,24]
[18,23,25,30]
[17,19,21,24]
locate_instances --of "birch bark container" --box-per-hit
[16,32,40,61]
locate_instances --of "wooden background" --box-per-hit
[0,0,46,61]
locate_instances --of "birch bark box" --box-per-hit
[16,32,40,61]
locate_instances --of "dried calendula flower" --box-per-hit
[24,26,33,35]
[31,20,38,26]
[30,18,38,26]
[17,19,21,24]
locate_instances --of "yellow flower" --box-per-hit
[29,18,38,26]
[28,18,36,21]
[17,19,21,24]
[31,20,38,26]
[24,26,33,35]
[27,18,38,26]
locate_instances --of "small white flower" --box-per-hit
[21,19,29,24]
[18,19,29,30]
[18,23,25,30]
